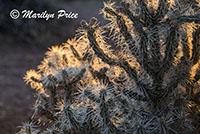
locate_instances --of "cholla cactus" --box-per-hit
[18,0,200,133]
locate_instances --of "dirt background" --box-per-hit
[0,0,109,133]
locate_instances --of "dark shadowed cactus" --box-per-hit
[17,0,200,134]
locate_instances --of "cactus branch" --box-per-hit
[155,0,168,20]
[192,28,200,65]
[70,45,82,61]
[193,69,200,83]
[120,2,145,34]
[83,21,139,80]
[160,26,179,75]
[137,0,153,25]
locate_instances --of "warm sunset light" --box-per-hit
[16,0,200,133]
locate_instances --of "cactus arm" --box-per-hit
[182,35,191,59]
[104,7,139,59]
[155,0,168,20]
[70,68,86,85]
[193,68,200,83]
[119,2,145,34]
[99,89,121,133]
[82,20,137,79]
[192,28,200,65]
[160,26,179,75]
[136,0,153,25]
[104,6,151,74]
[162,57,191,98]
[70,45,82,61]
[160,16,200,26]
[177,16,200,24]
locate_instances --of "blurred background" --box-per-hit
[0,0,119,133]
